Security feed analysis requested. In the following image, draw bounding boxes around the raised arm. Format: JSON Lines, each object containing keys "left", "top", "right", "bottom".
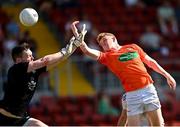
{"left": 143, "top": 55, "right": 176, "bottom": 90}
{"left": 71, "top": 21, "right": 101, "bottom": 60}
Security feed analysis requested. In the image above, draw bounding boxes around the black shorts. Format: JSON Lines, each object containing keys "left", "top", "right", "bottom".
{"left": 0, "top": 113, "right": 30, "bottom": 126}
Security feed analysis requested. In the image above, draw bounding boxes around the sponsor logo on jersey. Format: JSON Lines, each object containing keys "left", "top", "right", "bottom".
{"left": 118, "top": 52, "right": 138, "bottom": 62}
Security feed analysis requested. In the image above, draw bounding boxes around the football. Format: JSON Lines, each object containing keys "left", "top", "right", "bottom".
{"left": 19, "top": 8, "right": 38, "bottom": 26}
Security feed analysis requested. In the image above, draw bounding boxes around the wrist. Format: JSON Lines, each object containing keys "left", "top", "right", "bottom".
{"left": 60, "top": 48, "right": 66, "bottom": 55}
{"left": 80, "top": 44, "right": 85, "bottom": 48}
{"left": 74, "top": 39, "right": 82, "bottom": 47}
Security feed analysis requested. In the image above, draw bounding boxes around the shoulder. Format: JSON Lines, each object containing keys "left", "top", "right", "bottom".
{"left": 11, "top": 62, "right": 29, "bottom": 73}
{"left": 123, "top": 43, "right": 141, "bottom": 49}
{"left": 14, "top": 62, "right": 29, "bottom": 68}
{"left": 130, "top": 43, "right": 139, "bottom": 47}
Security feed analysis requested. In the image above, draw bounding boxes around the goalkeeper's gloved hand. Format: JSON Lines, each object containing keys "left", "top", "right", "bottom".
{"left": 73, "top": 24, "right": 87, "bottom": 47}
{"left": 60, "top": 36, "right": 74, "bottom": 56}
{"left": 60, "top": 24, "right": 87, "bottom": 60}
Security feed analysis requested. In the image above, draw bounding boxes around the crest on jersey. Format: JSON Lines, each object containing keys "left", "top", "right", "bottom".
{"left": 28, "top": 77, "right": 36, "bottom": 91}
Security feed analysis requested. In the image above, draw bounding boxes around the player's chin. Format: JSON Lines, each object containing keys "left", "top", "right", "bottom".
{"left": 103, "top": 47, "right": 109, "bottom": 51}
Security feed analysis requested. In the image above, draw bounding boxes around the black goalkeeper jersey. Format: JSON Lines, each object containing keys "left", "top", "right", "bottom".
{"left": 0, "top": 62, "right": 46, "bottom": 117}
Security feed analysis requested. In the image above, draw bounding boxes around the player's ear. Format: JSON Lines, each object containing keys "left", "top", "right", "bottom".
{"left": 16, "top": 57, "right": 22, "bottom": 63}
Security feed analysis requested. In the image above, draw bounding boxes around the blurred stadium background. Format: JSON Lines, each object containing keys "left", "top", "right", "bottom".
{"left": 0, "top": 0, "right": 179, "bottom": 126}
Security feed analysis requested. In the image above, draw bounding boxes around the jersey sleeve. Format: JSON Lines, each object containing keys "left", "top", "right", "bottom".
{"left": 133, "top": 44, "right": 147, "bottom": 60}
{"left": 98, "top": 52, "right": 108, "bottom": 65}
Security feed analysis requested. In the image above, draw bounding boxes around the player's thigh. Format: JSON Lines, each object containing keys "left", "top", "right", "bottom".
{"left": 117, "top": 109, "right": 127, "bottom": 126}
{"left": 127, "top": 114, "right": 141, "bottom": 126}
{"left": 144, "top": 113, "right": 153, "bottom": 126}
{"left": 23, "top": 118, "right": 48, "bottom": 127}
{"left": 146, "top": 108, "right": 164, "bottom": 126}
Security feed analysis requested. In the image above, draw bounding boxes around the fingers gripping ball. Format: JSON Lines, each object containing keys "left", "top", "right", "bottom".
{"left": 19, "top": 8, "right": 39, "bottom": 26}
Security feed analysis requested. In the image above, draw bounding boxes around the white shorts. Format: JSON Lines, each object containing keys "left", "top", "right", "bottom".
{"left": 126, "top": 84, "right": 161, "bottom": 116}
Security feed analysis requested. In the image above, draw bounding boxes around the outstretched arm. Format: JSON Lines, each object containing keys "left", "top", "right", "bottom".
{"left": 71, "top": 21, "right": 101, "bottom": 60}
{"left": 143, "top": 55, "right": 176, "bottom": 90}
{"left": 80, "top": 41, "right": 101, "bottom": 60}
{"left": 27, "top": 36, "right": 77, "bottom": 72}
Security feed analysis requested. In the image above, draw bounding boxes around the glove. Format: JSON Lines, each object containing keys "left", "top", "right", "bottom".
{"left": 73, "top": 24, "right": 87, "bottom": 47}
{"left": 60, "top": 24, "right": 87, "bottom": 60}
{"left": 60, "top": 36, "right": 75, "bottom": 56}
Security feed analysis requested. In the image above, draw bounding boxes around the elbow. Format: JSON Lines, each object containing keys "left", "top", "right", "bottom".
{"left": 151, "top": 58, "right": 157, "bottom": 64}
{"left": 41, "top": 57, "right": 50, "bottom": 66}
{"left": 144, "top": 55, "right": 158, "bottom": 69}
{"left": 148, "top": 59, "right": 158, "bottom": 69}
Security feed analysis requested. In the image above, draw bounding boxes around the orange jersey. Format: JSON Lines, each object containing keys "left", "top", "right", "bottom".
{"left": 98, "top": 44, "right": 153, "bottom": 92}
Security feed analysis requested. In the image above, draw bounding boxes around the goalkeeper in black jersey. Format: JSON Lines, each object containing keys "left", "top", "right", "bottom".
{"left": 0, "top": 25, "right": 87, "bottom": 126}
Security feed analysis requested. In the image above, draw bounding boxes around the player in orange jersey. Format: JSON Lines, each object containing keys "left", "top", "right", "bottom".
{"left": 71, "top": 21, "right": 176, "bottom": 126}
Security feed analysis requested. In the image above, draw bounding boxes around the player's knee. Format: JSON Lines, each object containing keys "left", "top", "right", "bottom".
{"left": 24, "top": 118, "right": 48, "bottom": 127}
{"left": 35, "top": 120, "right": 48, "bottom": 126}
{"left": 151, "top": 118, "right": 164, "bottom": 126}
{"left": 160, "top": 117, "right": 165, "bottom": 127}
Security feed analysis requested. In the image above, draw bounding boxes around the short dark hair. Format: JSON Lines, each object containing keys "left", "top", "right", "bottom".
{"left": 11, "top": 43, "right": 30, "bottom": 62}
